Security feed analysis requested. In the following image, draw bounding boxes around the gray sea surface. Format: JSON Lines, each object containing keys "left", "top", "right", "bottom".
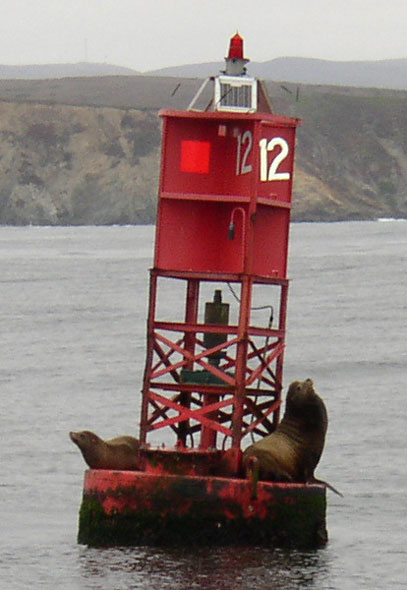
{"left": 0, "top": 221, "right": 406, "bottom": 589}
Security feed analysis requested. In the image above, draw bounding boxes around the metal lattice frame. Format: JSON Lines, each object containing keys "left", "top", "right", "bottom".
{"left": 140, "top": 270, "right": 289, "bottom": 452}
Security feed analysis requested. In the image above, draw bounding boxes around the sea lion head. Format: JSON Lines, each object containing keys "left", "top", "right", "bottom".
{"left": 286, "top": 378, "right": 314, "bottom": 410}
{"left": 69, "top": 430, "right": 105, "bottom": 468}
{"left": 69, "top": 430, "right": 101, "bottom": 449}
{"left": 284, "top": 378, "right": 327, "bottom": 434}
{"left": 69, "top": 430, "right": 141, "bottom": 470}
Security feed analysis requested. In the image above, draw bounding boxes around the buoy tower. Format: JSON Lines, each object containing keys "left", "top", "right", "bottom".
{"left": 77, "top": 34, "right": 328, "bottom": 548}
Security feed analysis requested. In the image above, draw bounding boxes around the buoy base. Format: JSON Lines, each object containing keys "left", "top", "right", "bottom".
{"left": 78, "top": 469, "right": 327, "bottom": 548}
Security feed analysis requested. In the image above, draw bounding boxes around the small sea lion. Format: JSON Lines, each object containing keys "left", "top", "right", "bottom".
{"left": 243, "top": 379, "right": 337, "bottom": 490}
{"left": 69, "top": 430, "right": 141, "bottom": 470}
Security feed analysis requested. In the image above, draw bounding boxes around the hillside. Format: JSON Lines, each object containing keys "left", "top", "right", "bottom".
{"left": 147, "top": 57, "right": 407, "bottom": 91}
{"left": 4, "top": 57, "right": 407, "bottom": 90}
{"left": 0, "top": 103, "right": 159, "bottom": 225}
{"left": 290, "top": 92, "right": 407, "bottom": 220}
{"left": 0, "top": 75, "right": 406, "bottom": 224}
{"left": 0, "top": 62, "right": 139, "bottom": 79}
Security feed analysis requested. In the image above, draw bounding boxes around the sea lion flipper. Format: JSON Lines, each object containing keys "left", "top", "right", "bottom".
{"left": 323, "top": 481, "right": 343, "bottom": 497}
{"left": 310, "top": 477, "right": 343, "bottom": 497}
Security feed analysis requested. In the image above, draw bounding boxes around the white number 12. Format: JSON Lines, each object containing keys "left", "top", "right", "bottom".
{"left": 259, "top": 137, "right": 290, "bottom": 182}
{"left": 235, "top": 132, "right": 291, "bottom": 181}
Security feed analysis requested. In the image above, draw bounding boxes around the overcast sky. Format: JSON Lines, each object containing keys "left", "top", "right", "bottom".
{"left": 1, "top": 0, "right": 406, "bottom": 71}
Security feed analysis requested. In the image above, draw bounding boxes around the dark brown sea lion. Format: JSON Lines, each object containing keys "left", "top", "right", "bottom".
{"left": 69, "top": 430, "right": 141, "bottom": 470}
{"left": 243, "top": 379, "right": 333, "bottom": 487}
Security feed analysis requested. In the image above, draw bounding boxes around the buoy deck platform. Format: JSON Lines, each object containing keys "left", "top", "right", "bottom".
{"left": 77, "top": 448, "right": 327, "bottom": 548}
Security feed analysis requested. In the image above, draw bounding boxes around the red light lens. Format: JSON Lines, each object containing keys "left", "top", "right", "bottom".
{"left": 228, "top": 33, "right": 244, "bottom": 59}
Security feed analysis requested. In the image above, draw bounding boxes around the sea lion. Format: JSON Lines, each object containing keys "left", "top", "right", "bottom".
{"left": 69, "top": 430, "right": 141, "bottom": 470}
{"left": 243, "top": 379, "right": 329, "bottom": 486}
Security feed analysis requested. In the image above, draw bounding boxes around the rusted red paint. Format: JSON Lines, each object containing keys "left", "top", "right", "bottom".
{"left": 79, "top": 467, "right": 327, "bottom": 547}
{"left": 83, "top": 468, "right": 325, "bottom": 521}
{"left": 141, "top": 447, "right": 224, "bottom": 477}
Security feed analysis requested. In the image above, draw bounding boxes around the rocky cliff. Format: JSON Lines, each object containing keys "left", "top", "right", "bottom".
{"left": 0, "top": 102, "right": 159, "bottom": 225}
{"left": 289, "top": 91, "right": 407, "bottom": 220}
{"left": 0, "top": 77, "right": 406, "bottom": 224}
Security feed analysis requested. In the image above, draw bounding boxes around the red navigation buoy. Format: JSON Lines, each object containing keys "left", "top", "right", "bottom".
{"left": 77, "top": 34, "right": 327, "bottom": 548}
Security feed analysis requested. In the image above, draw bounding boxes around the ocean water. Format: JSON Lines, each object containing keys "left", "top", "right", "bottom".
{"left": 0, "top": 221, "right": 406, "bottom": 589}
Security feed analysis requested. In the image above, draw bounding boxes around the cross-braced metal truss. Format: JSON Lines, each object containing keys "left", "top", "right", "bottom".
{"left": 140, "top": 272, "right": 289, "bottom": 450}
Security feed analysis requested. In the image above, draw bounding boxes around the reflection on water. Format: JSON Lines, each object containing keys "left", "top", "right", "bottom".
{"left": 79, "top": 545, "right": 329, "bottom": 590}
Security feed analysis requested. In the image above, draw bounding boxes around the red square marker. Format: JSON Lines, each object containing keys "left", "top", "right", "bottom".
{"left": 180, "top": 140, "right": 211, "bottom": 174}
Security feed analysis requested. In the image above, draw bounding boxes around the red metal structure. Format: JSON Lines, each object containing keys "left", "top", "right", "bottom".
{"left": 140, "top": 107, "right": 297, "bottom": 475}
{"left": 77, "top": 35, "right": 328, "bottom": 548}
